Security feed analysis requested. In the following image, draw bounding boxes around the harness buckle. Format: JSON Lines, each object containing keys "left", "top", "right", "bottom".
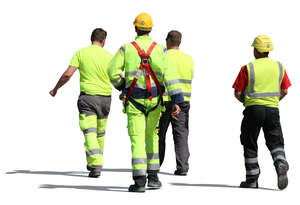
{"left": 141, "top": 56, "right": 149, "bottom": 65}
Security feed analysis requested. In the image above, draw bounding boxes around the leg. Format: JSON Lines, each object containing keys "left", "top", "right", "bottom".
{"left": 127, "top": 102, "right": 147, "bottom": 192}
{"left": 263, "top": 107, "right": 289, "bottom": 190}
{"left": 239, "top": 106, "right": 265, "bottom": 187}
{"left": 170, "top": 102, "right": 190, "bottom": 174}
{"left": 158, "top": 102, "right": 172, "bottom": 166}
{"left": 78, "top": 95, "right": 102, "bottom": 177}
{"left": 145, "top": 104, "right": 162, "bottom": 188}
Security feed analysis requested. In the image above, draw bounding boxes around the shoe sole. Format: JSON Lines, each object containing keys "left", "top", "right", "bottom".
{"left": 277, "top": 164, "right": 288, "bottom": 190}
{"left": 147, "top": 183, "right": 162, "bottom": 188}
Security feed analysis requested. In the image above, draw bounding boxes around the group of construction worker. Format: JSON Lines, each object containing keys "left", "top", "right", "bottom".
{"left": 49, "top": 12, "right": 291, "bottom": 192}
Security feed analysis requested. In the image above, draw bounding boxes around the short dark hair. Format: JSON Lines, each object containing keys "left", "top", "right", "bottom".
{"left": 91, "top": 28, "right": 107, "bottom": 43}
{"left": 166, "top": 30, "right": 182, "bottom": 46}
{"left": 135, "top": 27, "right": 151, "bottom": 36}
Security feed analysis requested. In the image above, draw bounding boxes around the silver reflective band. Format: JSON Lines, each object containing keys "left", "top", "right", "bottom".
{"left": 97, "top": 131, "right": 105, "bottom": 137}
{"left": 126, "top": 82, "right": 157, "bottom": 89}
{"left": 133, "top": 169, "right": 147, "bottom": 176}
{"left": 165, "top": 79, "right": 192, "bottom": 87}
{"left": 147, "top": 153, "right": 159, "bottom": 159}
{"left": 125, "top": 71, "right": 164, "bottom": 79}
{"left": 273, "top": 155, "right": 286, "bottom": 162}
{"left": 244, "top": 92, "right": 280, "bottom": 97}
{"left": 83, "top": 128, "right": 97, "bottom": 135}
{"left": 246, "top": 168, "right": 260, "bottom": 175}
{"left": 86, "top": 149, "right": 102, "bottom": 157}
{"left": 132, "top": 158, "right": 147, "bottom": 165}
{"left": 278, "top": 62, "right": 283, "bottom": 91}
{"left": 147, "top": 163, "right": 160, "bottom": 170}
{"left": 167, "top": 88, "right": 182, "bottom": 96}
{"left": 271, "top": 147, "right": 285, "bottom": 154}
{"left": 245, "top": 158, "right": 258, "bottom": 164}
{"left": 164, "top": 91, "right": 190, "bottom": 97}
{"left": 249, "top": 63, "right": 255, "bottom": 93}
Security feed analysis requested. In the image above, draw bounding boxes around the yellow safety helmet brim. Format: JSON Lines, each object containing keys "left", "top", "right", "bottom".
{"left": 133, "top": 12, "right": 153, "bottom": 31}
{"left": 252, "top": 35, "right": 273, "bottom": 53}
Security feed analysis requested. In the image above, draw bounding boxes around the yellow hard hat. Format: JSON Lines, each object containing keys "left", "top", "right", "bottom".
{"left": 252, "top": 35, "right": 273, "bottom": 53}
{"left": 133, "top": 12, "right": 153, "bottom": 31}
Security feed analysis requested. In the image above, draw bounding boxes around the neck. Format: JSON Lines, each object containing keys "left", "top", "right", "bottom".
{"left": 255, "top": 55, "right": 268, "bottom": 59}
{"left": 168, "top": 46, "right": 179, "bottom": 50}
{"left": 92, "top": 41, "right": 103, "bottom": 47}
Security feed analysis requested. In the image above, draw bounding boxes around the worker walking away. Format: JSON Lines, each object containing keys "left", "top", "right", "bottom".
{"left": 158, "top": 30, "right": 194, "bottom": 176}
{"left": 108, "top": 13, "right": 184, "bottom": 192}
{"left": 49, "top": 28, "right": 113, "bottom": 178}
{"left": 233, "top": 35, "right": 291, "bottom": 189}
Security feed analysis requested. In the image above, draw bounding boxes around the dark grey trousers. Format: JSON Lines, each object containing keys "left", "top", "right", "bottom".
{"left": 158, "top": 101, "right": 190, "bottom": 172}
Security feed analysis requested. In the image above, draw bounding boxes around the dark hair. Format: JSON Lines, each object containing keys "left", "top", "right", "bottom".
{"left": 91, "top": 28, "right": 107, "bottom": 43}
{"left": 135, "top": 27, "right": 151, "bottom": 36}
{"left": 166, "top": 30, "right": 182, "bottom": 46}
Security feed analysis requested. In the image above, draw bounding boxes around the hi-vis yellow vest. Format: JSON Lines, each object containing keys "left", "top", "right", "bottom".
{"left": 244, "top": 58, "right": 284, "bottom": 108}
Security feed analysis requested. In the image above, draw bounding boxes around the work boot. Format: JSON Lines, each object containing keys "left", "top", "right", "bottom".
{"left": 147, "top": 170, "right": 162, "bottom": 188}
{"left": 129, "top": 175, "right": 146, "bottom": 192}
{"left": 174, "top": 170, "right": 188, "bottom": 176}
{"left": 88, "top": 170, "right": 101, "bottom": 178}
{"left": 240, "top": 179, "right": 258, "bottom": 188}
{"left": 276, "top": 162, "right": 289, "bottom": 190}
{"left": 87, "top": 165, "right": 93, "bottom": 171}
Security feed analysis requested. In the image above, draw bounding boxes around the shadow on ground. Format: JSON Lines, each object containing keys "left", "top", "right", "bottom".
{"left": 170, "top": 182, "right": 278, "bottom": 191}
{"left": 40, "top": 184, "right": 128, "bottom": 192}
{"left": 5, "top": 168, "right": 132, "bottom": 178}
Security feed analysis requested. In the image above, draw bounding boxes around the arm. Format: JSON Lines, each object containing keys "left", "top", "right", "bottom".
{"left": 234, "top": 90, "right": 245, "bottom": 103}
{"left": 108, "top": 47, "right": 125, "bottom": 91}
{"left": 280, "top": 89, "right": 288, "bottom": 101}
{"left": 49, "top": 66, "right": 77, "bottom": 97}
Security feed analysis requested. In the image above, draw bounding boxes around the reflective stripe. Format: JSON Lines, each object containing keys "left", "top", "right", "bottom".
{"left": 245, "top": 62, "right": 283, "bottom": 98}
{"left": 126, "top": 82, "right": 157, "bottom": 89}
{"left": 245, "top": 158, "right": 258, "bottom": 164}
{"left": 147, "top": 153, "right": 159, "bottom": 159}
{"left": 83, "top": 128, "right": 97, "bottom": 135}
{"left": 147, "top": 163, "right": 160, "bottom": 170}
{"left": 271, "top": 147, "right": 285, "bottom": 154}
{"left": 246, "top": 168, "right": 260, "bottom": 175}
{"left": 132, "top": 158, "right": 147, "bottom": 165}
{"left": 278, "top": 62, "right": 283, "bottom": 91}
{"left": 245, "top": 92, "right": 280, "bottom": 97}
{"left": 86, "top": 149, "right": 102, "bottom": 157}
{"left": 133, "top": 169, "right": 146, "bottom": 176}
{"left": 125, "top": 71, "right": 164, "bottom": 79}
{"left": 120, "top": 46, "right": 125, "bottom": 53}
{"left": 249, "top": 62, "right": 255, "bottom": 93}
{"left": 165, "top": 79, "right": 192, "bottom": 87}
{"left": 273, "top": 155, "right": 286, "bottom": 162}
{"left": 97, "top": 131, "right": 105, "bottom": 137}
{"left": 167, "top": 88, "right": 182, "bottom": 96}
{"left": 164, "top": 91, "right": 190, "bottom": 97}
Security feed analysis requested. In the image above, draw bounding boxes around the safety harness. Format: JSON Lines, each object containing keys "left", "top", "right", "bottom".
{"left": 124, "top": 41, "right": 164, "bottom": 116}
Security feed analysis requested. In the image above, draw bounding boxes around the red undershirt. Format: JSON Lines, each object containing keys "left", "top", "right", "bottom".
{"left": 233, "top": 65, "right": 292, "bottom": 92}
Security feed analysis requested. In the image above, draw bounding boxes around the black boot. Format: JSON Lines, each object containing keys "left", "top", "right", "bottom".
{"left": 240, "top": 179, "right": 258, "bottom": 188}
{"left": 88, "top": 170, "right": 100, "bottom": 178}
{"left": 128, "top": 176, "right": 146, "bottom": 193}
{"left": 276, "top": 161, "right": 289, "bottom": 190}
{"left": 147, "top": 170, "right": 162, "bottom": 188}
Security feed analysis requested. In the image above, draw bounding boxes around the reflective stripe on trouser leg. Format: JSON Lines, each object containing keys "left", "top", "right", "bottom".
{"left": 270, "top": 147, "right": 287, "bottom": 163}
{"left": 97, "top": 118, "right": 107, "bottom": 158}
{"left": 145, "top": 104, "right": 161, "bottom": 171}
{"left": 79, "top": 114, "right": 103, "bottom": 167}
{"left": 244, "top": 148, "right": 260, "bottom": 180}
{"left": 127, "top": 108, "right": 147, "bottom": 177}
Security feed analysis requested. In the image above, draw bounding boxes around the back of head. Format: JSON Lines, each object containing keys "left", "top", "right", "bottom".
{"left": 166, "top": 30, "right": 182, "bottom": 47}
{"left": 91, "top": 28, "right": 107, "bottom": 43}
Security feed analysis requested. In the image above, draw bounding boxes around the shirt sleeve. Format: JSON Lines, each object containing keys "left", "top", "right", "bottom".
{"left": 281, "top": 70, "right": 291, "bottom": 89}
{"left": 69, "top": 51, "right": 80, "bottom": 68}
{"left": 232, "top": 65, "right": 248, "bottom": 92}
{"left": 108, "top": 47, "right": 125, "bottom": 90}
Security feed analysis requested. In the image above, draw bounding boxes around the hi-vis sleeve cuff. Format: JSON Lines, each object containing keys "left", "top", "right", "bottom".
{"left": 110, "top": 77, "right": 125, "bottom": 91}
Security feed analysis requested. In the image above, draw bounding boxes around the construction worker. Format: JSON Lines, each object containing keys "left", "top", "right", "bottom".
{"left": 49, "top": 28, "right": 113, "bottom": 178}
{"left": 233, "top": 35, "right": 291, "bottom": 189}
{"left": 158, "top": 30, "right": 194, "bottom": 176}
{"left": 108, "top": 12, "right": 184, "bottom": 192}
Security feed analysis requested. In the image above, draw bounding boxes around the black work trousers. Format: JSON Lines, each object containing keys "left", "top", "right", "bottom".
{"left": 158, "top": 101, "right": 190, "bottom": 172}
{"left": 240, "top": 105, "right": 288, "bottom": 181}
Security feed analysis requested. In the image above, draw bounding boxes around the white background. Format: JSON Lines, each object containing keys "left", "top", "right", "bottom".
{"left": 0, "top": 0, "right": 299, "bottom": 204}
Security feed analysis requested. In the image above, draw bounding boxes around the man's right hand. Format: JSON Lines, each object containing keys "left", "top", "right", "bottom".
{"left": 49, "top": 89, "right": 57, "bottom": 97}
{"left": 171, "top": 104, "right": 181, "bottom": 118}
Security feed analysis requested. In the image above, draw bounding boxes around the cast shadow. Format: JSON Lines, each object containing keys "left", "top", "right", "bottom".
{"left": 170, "top": 182, "right": 278, "bottom": 191}
{"left": 40, "top": 184, "right": 128, "bottom": 192}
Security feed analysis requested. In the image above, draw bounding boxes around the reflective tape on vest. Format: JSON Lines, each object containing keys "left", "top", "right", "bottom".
{"left": 244, "top": 62, "right": 283, "bottom": 97}
{"left": 165, "top": 79, "right": 192, "bottom": 87}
